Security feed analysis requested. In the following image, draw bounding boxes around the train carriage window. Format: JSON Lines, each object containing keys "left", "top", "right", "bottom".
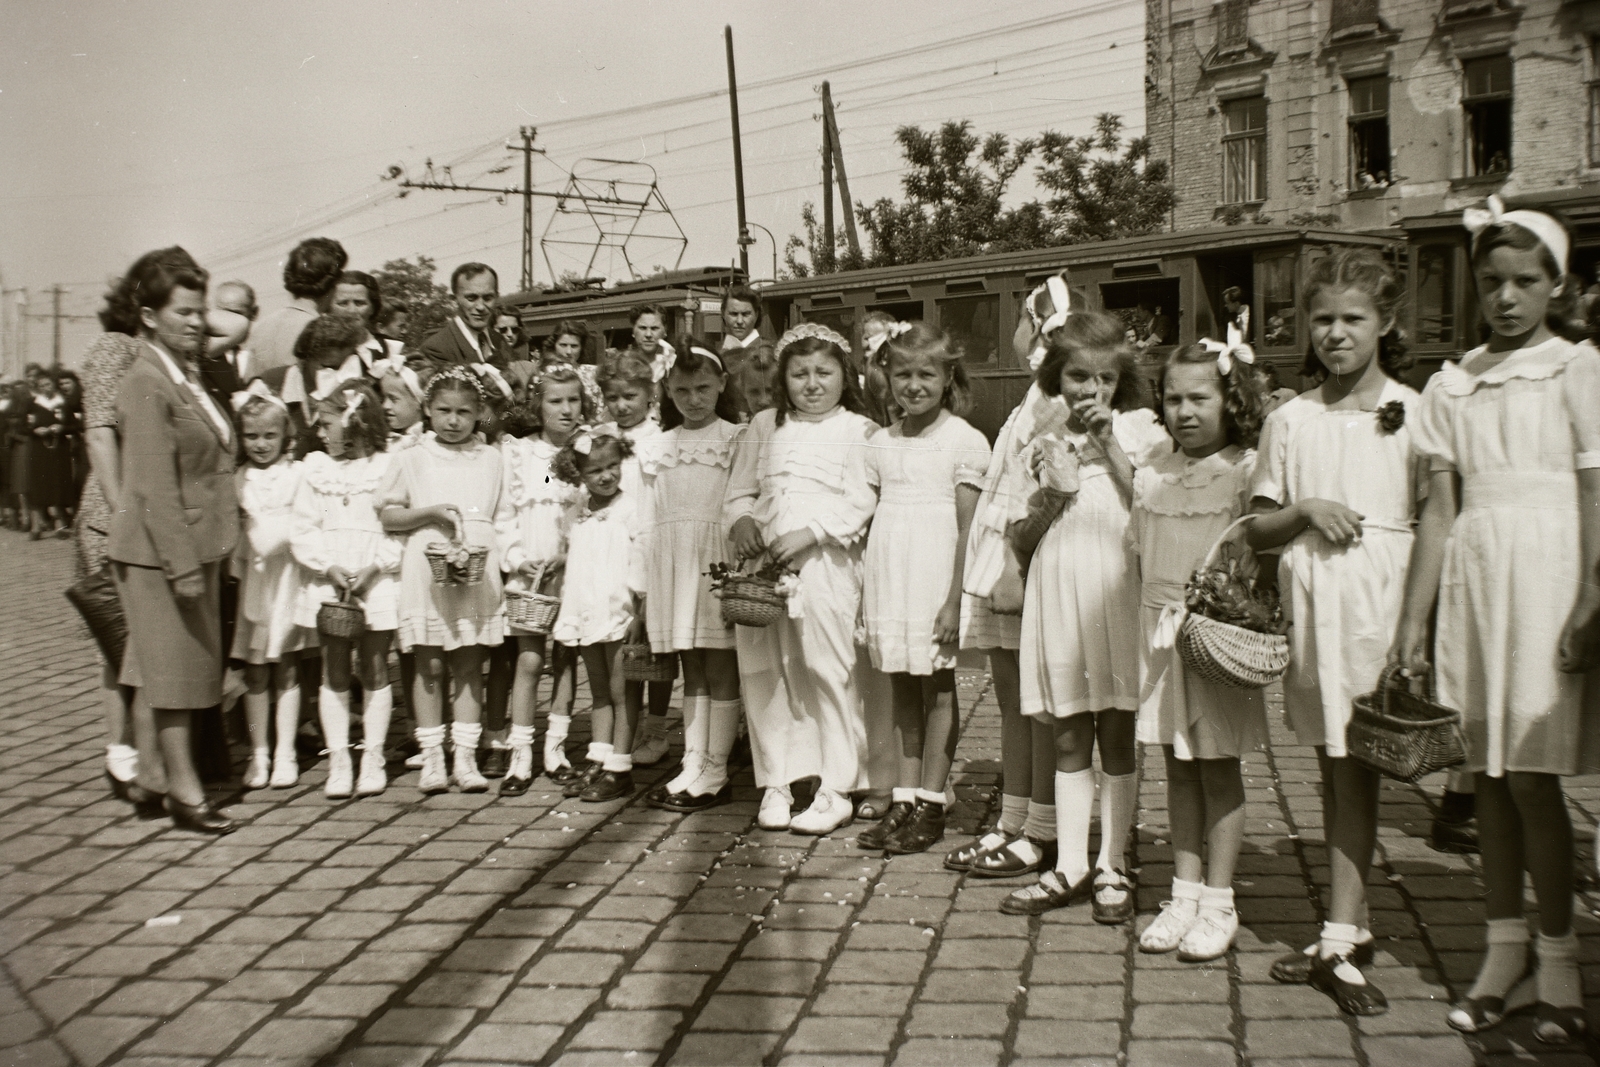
{"left": 799, "top": 307, "right": 857, "bottom": 352}
{"left": 937, "top": 294, "right": 1001, "bottom": 364}
{"left": 1257, "top": 250, "right": 1297, "bottom": 349}
{"left": 1414, "top": 244, "right": 1457, "bottom": 347}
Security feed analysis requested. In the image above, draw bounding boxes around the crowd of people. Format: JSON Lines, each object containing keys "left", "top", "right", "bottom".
{"left": 1, "top": 364, "right": 87, "bottom": 538}
{"left": 37, "top": 195, "right": 1600, "bottom": 1045}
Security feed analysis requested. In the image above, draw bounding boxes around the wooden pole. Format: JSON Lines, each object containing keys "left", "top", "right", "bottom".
{"left": 725, "top": 26, "right": 751, "bottom": 275}
{"left": 822, "top": 118, "right": 835, "bottom": 263}
{"left": 821, "top": 82, "right": 860, "bottom": 256}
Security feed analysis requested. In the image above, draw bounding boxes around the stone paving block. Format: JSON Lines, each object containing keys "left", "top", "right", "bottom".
{"left": 740, "top": 927, "right": 841, "bottom": 961}
{"left": 606, "top": 971, "right": 710, "bottom": 1010}
{"left": 905, "top": 1000, "right": 1013, "bottom": 1037}
{"left": 409, "top": 893, "right": 505, "bottom": 923}
{"left": 719, "top": 959, "right": 825, "bottom": 996}
{"left": 232, "top": 1017, "right": 359, "bottom": 1060}
{"left": 689, "top": 992, "right": 805, "bottom": 1032}
{"left": 64, "top": 945, "right": 179, "bottom": 979}
{"left": 669, "top": 1031, "right": 784, "bottom": 1066}
{"left": 1356, "top": 997, "right": 1457, "bottom": 1036}
{"left": 287, "top": 982, "right": 399, "bottom": 1018}
{"left": 932, "top": 936, "right": 1028, "bottom": 969}
{"left": 1, "top": 1038, "right": 72, "bottom": 1067}
{"left": 406, "top": 970, "right": 515, "bottom": 1008}
{"left": 1362, "top": 1035, "right": 1476, "bottom": 1067}
{"left": 784, "top": 1015, "right": 901, "bottom": 1054}
{"left": 1029, "top": 951, "right": 1126, "bottom": 986}
{"left": 92, "top": 978, "right": 209, "bottom": 1017}
{"left": 364, "top": 1005, "right": 478, "bottom": 1046}
{"left": 567, "top": 1008, "right": 683, "bottom": 1051}
{"left": 657, "top": 912, "right": 754, "bottom": 942}
{"left": 1013, "top": 1019, "right": 1122, "bottom": 1058}
{"left": 585, "top": 893, "right": 677, "bottom": 922}
{"left": 892, "top": 1038, "right": 1004, "bottom": 1067}
{"left": 476, "top": 907, "right": 574, "bottom": 939}
{"left": 439, "top": 937, "right": 544, "bottom": 974}
{"left": 254, "top": 938, "right": 361, "bottom": 970}
{"left": 448, "top": 1022, "right": 565, "bottom": 1063}
{"left": 919, "top": 969, "right": 1024, "bottom": 1002}
{"left": 28, "top": 976, "right": 111, "bottom": 1025}
{"left": 825, "top": 950, "right": 928, "bottom": 984}
{"left": 521, "top": 952, "right": 626, "bottom": 988}
{"left": 155, "top": 942, "right": 268, "bottom": 981}
{"left": 1026, "top": 983, "right": 1126, "bottom": 1021}
{"left": 487, "top": 986, "right": 601, "bottom": 1025}
{"left": 1245, "top": 1018, "right": 1356, "bottom": 1059}
{"left": 1130, "top": 1001, "right": 1234, "bottom": 1039}
{"left": 1126, "top": 1039, "right": 1239, "bottom": 1067}
{"left": 556, "top": 920, "right": 655, "bottom": 953}
{"left": 632, "top": 940, "right": 740, "bottom": 974}
{"left": 126, "top": 998, "right": 274, "bottom": 1056}
{"left": 1238, "top": 980, "right": 1345, "bottom": 1018}
{"left": 367, "top": 922, "right": 472, "bottom": 953}
{"left": 56, "top": 1013, "right": 153, "bottom": 1067}
{"left": 326, "top": 950, "right": 435, "bottom": 986}
{"left": 1130, "top": 965, "right": 1230, "bottom": 1003}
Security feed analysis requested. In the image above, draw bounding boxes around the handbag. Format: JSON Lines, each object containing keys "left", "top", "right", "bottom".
{"left": 1347, "top": 666, "right": 1467, "bottom": 783}
{"left": 64, "top": 565, "right": 128, "bottom": 672}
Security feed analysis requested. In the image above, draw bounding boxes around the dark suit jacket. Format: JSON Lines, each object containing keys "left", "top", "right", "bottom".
{"left": 198, "top": 352, "right": 245, "bottom": 413}
{"left": 408, "top": 319, "right": 509, "bottom": 378}
{"left": 108, "top": 347, "right": 239, "bottom": 578}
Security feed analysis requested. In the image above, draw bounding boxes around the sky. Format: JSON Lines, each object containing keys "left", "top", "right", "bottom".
{"left": 0, "top": 0, "right": 1144, "bottom": 372}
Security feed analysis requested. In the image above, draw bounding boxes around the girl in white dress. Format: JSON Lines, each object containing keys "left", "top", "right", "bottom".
{"left": 377, "top": 362, "right": 425, "bottom": 452}
{"left": 1248, "top": 250, "right": 1425, "bottom": 1016}
{"left": 856, "top": 323, "right": 990, "bottom": 855}
{"left": 1002, "top": 311, "right": 1167, "bottom": 920}
{"left": 948, "top": 275, "right": 1080, "bottom": 880}
{"left": 550, "top": 426, "right": 647, "bottom": 803}
{"left": 231, "top": 388, "right": 316, "bottom": 791}
{"left": 599, "top": 347, "right": 674, "bottom": 767}
{"left": 726, "top": 325, "right": 879, "bottom": 835}
{"left": 292, "top": 380, "right": 401, "bottom": 799}
{"left": 1131, "top": 338, "right": 1267, "bottom": 963}
{"left": 498, "top": 364, "right": 590, "bottom": 794}
{"left": 378, "top": 368, "right": 509, "bottom": 795}
{"left": 1393, "top": 202, "right": 1600, "bottom": 1044}
{"left": 645, "top": 343, "right": 745, "bottom": 811}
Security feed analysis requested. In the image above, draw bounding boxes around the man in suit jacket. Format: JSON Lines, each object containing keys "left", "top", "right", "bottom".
{"left": 407, "top": 262, "right": 510, "bottom": 377}
{"left": 200, "top": 280, "right": 259, "bottom": 408}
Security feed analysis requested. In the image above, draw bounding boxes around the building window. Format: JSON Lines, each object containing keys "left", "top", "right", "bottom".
{"left": 1348, "top": 76, "right": 1391, "bottom": 189}
{"left": 1223, "top": 97, "right": 1267, "bottom": 203}
{"left": 1463, "top": 55, "right": 1512, "bottom": 176}
{"left": 1590, "top": 40, "right": 1600, "bottom": 167}
{"left": 1218, "top": 0, "right": 1250, "bottom": 56}
{"left": 937, "top": 295, "right": 1001, "bottom": 364}
{"left": 1414, "top": 244, "right": 1457, "bottom": 346}
{"left": 1331, "top": 0, "right": 1382, "bottom": 38}
{"left": 1257, "top": 250, "right": 1297, "bottom": 348}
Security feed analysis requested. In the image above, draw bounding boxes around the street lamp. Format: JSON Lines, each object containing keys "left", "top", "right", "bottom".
{"left": 739, "top": 222, "right": 779, "bottom": 283}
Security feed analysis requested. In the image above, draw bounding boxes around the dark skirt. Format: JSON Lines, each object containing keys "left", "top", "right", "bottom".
{"left": 114, "top": 560, "right": 224, "bottom": 709}
{"left": 26, "top": 440, "right": 69, "bottom": 508}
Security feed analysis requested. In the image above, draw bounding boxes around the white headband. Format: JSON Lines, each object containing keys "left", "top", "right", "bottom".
{"left": 1197, "top": 322, "right": 1256, "bottom": 376}
{"left": 1464, "top": 194, "right": 1570, "bottom": 276}
{"left": 688, "top": 346, "right": 724, "bottom": 371}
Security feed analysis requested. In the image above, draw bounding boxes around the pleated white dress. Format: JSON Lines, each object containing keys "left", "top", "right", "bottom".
{"left": 1412, "top": 338, "right": 1600, "bottom": 776}
{"left": 1129, "top": 446, "right": 1266, "bottom": 759}
{"left": 1251, "top": 379, "right": 1425, "bottom": 756}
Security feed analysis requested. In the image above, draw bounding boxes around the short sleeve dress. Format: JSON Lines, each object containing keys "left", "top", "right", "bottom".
{"left": 644, "top": 419, "right": 742, "bottom": 653}
{"left": 291, "top": 450, "right": 403, "bottom": 632}
{"left": 378, "top": 434, "right": 507, "bottom": 651}
{"left": 74, "top": 333, "right": 144, "bottom": 578}
{"left": 1411, "top": 337, "right": 1600, "bottom": 776}
{"left": 1251, "top": 379, "right": 1425, "bottom": 755}
{"left": 552, "top": 492, "right": 646, "bottom": 647}
{"left": 497, "top": 434, "right": 581, "bottom": 635}
{"left": 232, "top": 459, "right": 317, "bottom": 663}
{"left": 863, "top": 412, "right": 991, "bottom": 675}
{"left": 1129, "top": 445, "right": 1266, "bottom": 759}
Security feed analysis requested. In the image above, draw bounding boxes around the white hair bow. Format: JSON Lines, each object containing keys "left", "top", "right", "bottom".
{"left": 339, "top": 391, "right": 367, "bottom": 426}
{"left": 864, "top": 321, "right": 914, "bottom": 360}
{"left": 374, "top": 358, "right": 423, "bottom": 402}
{"left": 649, "top": 340, "right": 678, "bottom": 383}
{"left": 1198, "top": 323, "right": 1256, "bottom": 375}
{"left": 310, "top": 361, "right": 362, "bottom": 401}
{"left": 471, "top": 362, "right": 513, "bottom": 399}
{"left": 571, "top": 421, "right": 620, "bottom": 456}
{"left": 1463, "top": 194, "right": 1570, "bottom": 275}
{"left": 1025, "top": 274, "right": 1074, "bottom": 370}
{"left": 231, "top": 378, "right": 288, "bottom": 414}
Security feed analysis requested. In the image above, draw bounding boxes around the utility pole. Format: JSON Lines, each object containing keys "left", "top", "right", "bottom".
{"left": 822, "top": 116, "right": 834, "bottom": 258}
{"left": 50, "top": 285, "right": 63, "bottom": 369}
{"left": 515, "top": 127, "right": 536, "bottom": 293}
{"left": 820, "top": 82, "right": 860, "bottom": 257}
{"left": 725, "top": 26, "right": 751, "bottom": 276}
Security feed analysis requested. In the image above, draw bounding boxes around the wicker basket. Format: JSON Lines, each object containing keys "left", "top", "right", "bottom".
{"left": 317, "top": 589, "right": 366, "bottom": 640}
{"left": 720, "top": 574, "right": 787, "bottom": 628}
{"left": 424, "top": 541, "right": 490, "bottom": 586}
{"left": 1347, "top": 666, "right": 1466, "bottom": 783}
{"left": 1176, "top": 517, "right": 1289, "bottom": 690}
{"left": 506, "top": 563, "right": 561, "bottom": 634}
{"left": 621, "top": 643, "right": 678, "bottom": 682}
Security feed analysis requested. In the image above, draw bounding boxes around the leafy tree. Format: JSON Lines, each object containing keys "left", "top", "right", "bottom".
{"left": 1035, "top": 113, "right": 1175, "bottom": 243}
{"left": 783, "top": 202, "right": 866, "bottom": 278}
{"left": 373, "top": 255, "right": 453, "bottom": 350}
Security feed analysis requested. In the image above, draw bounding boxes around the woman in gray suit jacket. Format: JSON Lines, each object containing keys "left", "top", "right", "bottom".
{"left": 108, "top": 247, "right": 241, "bottom": 834}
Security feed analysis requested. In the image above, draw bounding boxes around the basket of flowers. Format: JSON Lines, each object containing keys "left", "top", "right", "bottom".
{"left": 1176, "top": 518, "right": 1290, "bottom": 689}
{"left": 425, "top": 539, "right": 490, "bottom": 586}
{"left": 708, "top": 559, "right": 793, "bottom": 628}
{"left": 505, "top": 561, "right": 561, "bottom": 634}
{"left": 621, "top": 643, "right": 679, "bottom": 682}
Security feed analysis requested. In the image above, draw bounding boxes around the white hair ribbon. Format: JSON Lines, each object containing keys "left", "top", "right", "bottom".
{"left": 570, "top": 421, "right": 620, "bottom": 456}
{"left": 471, "top": 362, "right": 513, "bottom": 399}
{"left": 863, "top": 322, "right": 913, "bottom": 362}
{"left": 1463, "top": 194, "right": 1570, "bottom": 276}
{"left": 311, "top": 361, "right": 362, "bottom": 401}
{"left": 339, "top": 391, "right": 366, "bottom": 426}
{"left": 688, "top": 346, "right": 724, "bottom": 370}
{"left": 649, "top": 340, "right": 678, "bottom": 383}
{"left": 381, "top": 361, "right": 424, "bottom": 402}
{"left": 1197, "top": 322, "right": 1256, "bottom": 375}
{"left": 1025, "top": 274, "right": 1074, "bottom": 371}
{"left": 231, "top": 378, "right": 288, "bottom": 414}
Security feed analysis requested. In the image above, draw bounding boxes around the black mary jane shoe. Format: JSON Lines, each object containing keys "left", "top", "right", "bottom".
{"left": 105, "top": 770, "right": 135, "bottom": 803}
{"left": 884, "top": 802, "right": 946, "bottom": 856}
{"left": 562, "top": 762, "right": 602, "bottom": 798}
{"left": 499, "top": 773, "right": 532, "bottom": 798}
{"left": 659, "top": 784, "right": 733, "bottom": 813}
{"left": 1308, "top": 952, "right": 1388, "bottom": 1016}
{"left": 546, "top": 762, "right": 582, "bottom": 786}
{"left": 481, "top": 748, "right": 509, "bottom": 780}
{"left": 1534, "top": 1002, "right": 1589, "bottom": 1047}
{"left": 945, "top": 829, "right": 1017, "bottom": 873}
{"left": 1270, "top": 940, "right": 1374, "bottom": 984}
{"left": 999, "top": 868, "right": 1095, "bottom": 916}
{"left": 166, "top": 796, "right": 237, "bottom": 836}
{"left": 127, "top": 783, "right": 168, "bottom": 821}
{"left": 1447, "top": 970, "right": 1537, "bottom": 1034}
{"left": 855, "top": 801, "right": 914, "bottom": 851}
{"left": 969, "top": 835, "right": 1057, "bottom": 879}
{"left": 1090, "top": 868, "right": 1136, "bottom": 925}
{"left": 579, "top": 770, "right": 634, "bottom": 803}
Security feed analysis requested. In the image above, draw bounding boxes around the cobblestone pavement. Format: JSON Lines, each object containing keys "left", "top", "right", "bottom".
{"left": 4, "top": 533, "right": 1600, "bottom": 1067}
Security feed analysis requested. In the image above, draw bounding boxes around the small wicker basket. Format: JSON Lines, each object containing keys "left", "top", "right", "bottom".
{"left": 1176, "top": 517, "right": 1289, "bottom": 690}
{"left": 506, "top": 562, "right": 561, "bottom": 634}
{"left": 621, "top": 643, "right": 678, "bottom": 682}
{"left": 1347, "top": 666, "right": 1466, "bottom": 783}
{"left": 317, "top": 588, "right": 366, "bottom": 639}
{"left": 720, "top": 574, "right": 787, "bottom": 628}
{"left": 425, "top": 541, "right": 490, "bottom": 586}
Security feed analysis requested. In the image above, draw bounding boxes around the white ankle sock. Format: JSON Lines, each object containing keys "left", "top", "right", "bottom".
{"left": 275, "top": 687, "right": 301, "bottom": 761}
{"left": 1469, "top": 917, "right": 1529, "bottom": 1001}
{"left": 602, "top": 752, "right": 634, "bottom": 773}
{"left": 1095, "top": 770, "right": 1137, "bottom": 873}
{"left": 915, "top": 788, "right": 946, "bottom": 806}
{"left": 1319, "top": 921, "right": 1366, "bottom": 985}
{"left": 544, "top": 713, "right": 572, "bottom": 769}
{"left": 508, "top": 724, "right": 535, "bottom": 748}
{"left": 587, "top": 742, "right": 613, "bottom": 764}
{"left": 451, "top": 721, "right": 482, "bottom": 751}
{"left": 106, "top": 743, "right": 138, "bottom": 782}
{"left": 1054, "top": 768, "right": 1095, "bottom": 885}
{"left": 1538, "top": 930, "right": 1582, "bottom": 1010}
{"left": 414, "top": 724, "right": 446, "bottom": 750}
{"left": 892, "top": 787, "right": 917, "bottom": 805}
{"left": 1199, "top": 885, "right": 1235, "bottom": 914}
{"left": 998, "top": 794, "right": 1028, "bottom": 836}
{"left": 1023, "top": 799, "right": 1056, "bottom": 842}
{"left": 694, "top": 698, "right": 740, "bottom": 791}
{"left": 319, "top": 687, "right": 350, "bottom": 751}
{"left": 362, "top": 686, "right": 392, "bottom": 757}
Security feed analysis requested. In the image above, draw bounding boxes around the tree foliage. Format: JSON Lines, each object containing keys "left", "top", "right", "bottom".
{"left": 783, "top": 113, "right": 1175, "bottom": 277}
{"left": 374, "top": 255, "right": 453, "bottom": 349}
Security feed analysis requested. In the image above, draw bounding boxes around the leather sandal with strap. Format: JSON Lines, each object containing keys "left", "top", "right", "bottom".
{"left": 1534, "top": 1002, "right": 1589, "bottom": 1047}
{"left": 1309, "top": 952, "right": 1388, "bottom": 1016}
{"left": 1447, "top": 969, "right": 1537, "bottom": 1034}
{"left": 945, "top": 829, "right": 1015, "bottom": 872}
{"left": 1270, "top": 939, "right": 1374, "bottom": 984}
{"left": 969, "top": 836, "right": 1057, "bottom": 879}
{"left": 999, "top": 868, "right": 1095, "bottom": 916}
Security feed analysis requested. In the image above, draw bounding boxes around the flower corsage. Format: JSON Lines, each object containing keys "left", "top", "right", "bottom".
{"left": 1376, "top": 401, "right": 1406, "bottom": 435}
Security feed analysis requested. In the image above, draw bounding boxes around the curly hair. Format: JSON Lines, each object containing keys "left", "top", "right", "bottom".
{"left": 879, "top": 321, "right": 972, "bottom": 419}
{"left": 312, "top": 379, "right": 388, "bottom": 455}
{"left": 771, "top": 335, "right": 868, "bottom": 427}
{"left": 282, "top": 238, "right": 347, "bottom": 300}
{"left": 1156, "top": 345, "right": 1265, "bottom": 450}
{"left": 1300, "top": 248, "right": 1412, "bottom": 382}
{"left": 293, "top": 312, "right": 367, "bottom": 364}
{"left": 100, "top": 247, "right": 208, "bottom": 334}
{"left": 596, "top": 348, "right": 655, "bottom": 391}
{"left": 1033, "top": 310, "right": 1144, "bottom": 412}
{"left": 551, "top": 432, "right": 635, "bottom": 486}
{"left": 1469, "top": 212, "right": 1584, "bottom": 340}
{"left": 527, "top": 363, "right": 598, "bottom": 433}
{"left": 660, "top": 336, "right": 740, "bottom": 430}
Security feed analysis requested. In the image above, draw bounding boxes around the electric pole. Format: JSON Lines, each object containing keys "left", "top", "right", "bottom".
{"left": 821, "top": 83, "right": 860, "bottom": 258}
{"left": 50, "top": 285, "right": 63, "bottom": 369}
{"left": 725, "top": 26, "right": 751, "bottom": 276}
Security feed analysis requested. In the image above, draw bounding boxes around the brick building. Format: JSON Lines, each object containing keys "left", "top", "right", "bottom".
{"left": 1145, "top": 0, "right": 1600, "bottom": 362}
